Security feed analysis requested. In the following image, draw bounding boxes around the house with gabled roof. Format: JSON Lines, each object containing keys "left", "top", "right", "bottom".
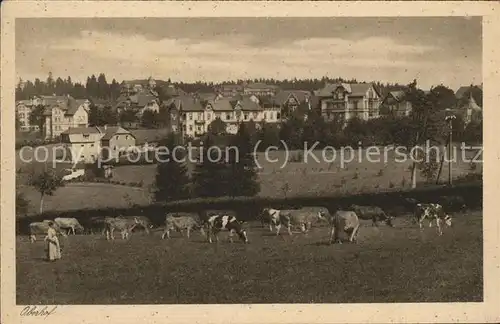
{"left": 164, "top": 94, "right": 280, "bottom": 138}
{"left": 272, "top": 90, "right": 313, "bottom": 119}
{"left": 316, "top": 82, "right": 382, "bottom": 122}
{"left": 379, "top": 90, "right": 413, "bottom": 117}
{"left": 41, "top": 95, "right": 90, "bottom": 139}
{"left": 60, "top": 125, "right": 136, "bottom": 163}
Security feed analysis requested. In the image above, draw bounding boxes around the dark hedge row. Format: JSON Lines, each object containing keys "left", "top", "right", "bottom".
{"left": 16, "top": 181, "right": 482, "bottom": 235}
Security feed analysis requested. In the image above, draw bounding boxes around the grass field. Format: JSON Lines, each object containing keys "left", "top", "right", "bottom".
{"left": 17, "top": 210, "right": 482, "bottom": 304}
{"left": 17, "top": 183, "right": 151, "bottom": 215}
{"left": 16, "top": 147, "right": 482, "bottom": 214}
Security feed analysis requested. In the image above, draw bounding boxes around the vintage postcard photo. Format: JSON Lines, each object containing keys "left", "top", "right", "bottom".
{"left": 1, "top": 1, "right": 499, "bottom": 323}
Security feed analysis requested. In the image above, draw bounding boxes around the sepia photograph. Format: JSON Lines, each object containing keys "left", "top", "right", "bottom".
{"left": 1, "top": 1, "right": 499, "bottom": 323}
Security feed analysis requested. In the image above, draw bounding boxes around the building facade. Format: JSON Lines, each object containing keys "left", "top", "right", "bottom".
{"left": 41, "top": 96, "right": 90, "bottom": 138}
{"left": 164, "top": 95, "right": 281, "bottom": 138}
{"left": 380, "top": 90, "right": 412, "bottom": 117}
{"left": 243, "top": 83, "right": 281, "bottom": 97}
{"left": 60, "top": 126, "right": 136, "bottom": 163}
{"left": 316, "top": 82, "right": 381, "bottom": 122}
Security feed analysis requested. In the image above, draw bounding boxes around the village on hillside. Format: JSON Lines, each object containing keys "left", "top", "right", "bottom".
{"left": 15, "top": 75, "right": 483, "bottom": 165}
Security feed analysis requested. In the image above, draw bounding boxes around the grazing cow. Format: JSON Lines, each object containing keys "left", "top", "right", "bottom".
{"left": 278, "top": 209, "right": 327, "bottom": 235}
{"left": 104, "top": 217, "right": 140, "bottom": 240}
{"left": 162, "top": 212, "right": 204, "bottom": 239}
{"left": 413, "top": 203, "right": 452, "bottom": 236}
{"left": 349, "top": 205, "right": 394, "bottom": 227}
{"left": 54, "top": 217, "right": 84, "bottom": 235}
{"left": 438, "top": 195, "right": 467, "bottom": 212}
{"left": 260, "top": 208, "right": 281, "bottom": 233}
{"left": 199, "top": 210, "right": 237, "bottom": 225}
{"left": 328, "top": 211, "right": 361, "bottom": 244}
{"left": 130, "top": 216, "right": 153, "bottom": 234}
{"left": 206, "top": 214, "right": 248, "bottom": 243}
{"left": 29, "top": 221, "right": 67, "bottom": 243}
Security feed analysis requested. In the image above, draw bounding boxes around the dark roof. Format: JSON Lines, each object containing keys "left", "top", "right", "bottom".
{"left": 316, "top": 82, "right": 378, "bottom": 97}
{"left": 99, "top": 126, "right": 133, "bottom": 140}
{"left": 273, "top": 90, "right": 311, "bottom": 106}
{"left": 130, "top": 128, "right": 170, "bottom": 145}
{"left": 165, "top": 96, "right": 204, "bottom": 112}
{"left": 61, "top": 127, "right": 101, "bottom": 135}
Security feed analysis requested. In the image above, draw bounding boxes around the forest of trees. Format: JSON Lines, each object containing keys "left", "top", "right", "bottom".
{"left": 16, "top": 72, "right": 446, "bottom": 103}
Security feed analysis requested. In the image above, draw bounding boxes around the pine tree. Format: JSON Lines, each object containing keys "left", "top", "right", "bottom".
{"left": 154, "top": 134, "right": 190, "bottom": 202}
{"left": 228, "top": 123, "right": 260, "bottom": 197}
{"left": 192, "top": 134, "right": 232, "bottom": 198}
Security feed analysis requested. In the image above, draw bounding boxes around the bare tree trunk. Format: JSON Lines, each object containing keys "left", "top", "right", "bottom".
{"left": 411, "top": 162, "right": 417, "bottom": 189}
{"left": 39, "top": 194, "right": 44, "bottom": 214}
{"left": 435, "top": 143, "right": 446, "bottom": 185}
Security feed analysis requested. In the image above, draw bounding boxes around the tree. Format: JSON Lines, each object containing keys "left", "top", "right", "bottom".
{"left": 154, "top": 134, "right": 190, "bottom": 202}
{"left": 28, "top": 167, "right": 64, "bottom": 214}
{"left": 16, "top": 191, "right": 30, "bottom": 216}
{"left": 227, "top": 123, "right": 260, "bottom": 197}
{"left": 29, "top": 105, "right": 46, "bottom": 132}
{"left": 97, "top": 73, "right": 109, "bottom": 99}
{"left": 258, "top": 121, "right": 280, "bottom": 150}
{"left": 120, "top": 109, "right": 139, "bottom": 124}
{"left": 208, "top": 117, "right": 227, "bottom": 136}
{"left": 101, "top": 106, "right": 118, "bottom": 126}
{"left": 141, "top": 110, "right": 160, "bottom": 128}
{"left": 191, "top": 134, "right": 232, "bottom": 198}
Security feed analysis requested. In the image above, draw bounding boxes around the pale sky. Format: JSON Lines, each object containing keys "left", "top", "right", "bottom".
{"left": 16, "top": 17, "right": 482, "bottom": 90}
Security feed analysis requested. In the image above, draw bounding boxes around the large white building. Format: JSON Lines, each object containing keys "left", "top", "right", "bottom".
{"left": 164, "top": 94, "right": 281, "bottom": 138}
{"left": 42, "top": 95, "right": 91, "bottom": 138}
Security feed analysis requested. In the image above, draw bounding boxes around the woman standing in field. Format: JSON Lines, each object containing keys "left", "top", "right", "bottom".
{"left": 44, "top": 222, "right": 61, "bottom": 261}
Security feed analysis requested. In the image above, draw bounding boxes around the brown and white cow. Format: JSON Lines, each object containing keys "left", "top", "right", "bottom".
{"left": 260, "top": 208, "right": 281, "bottom": 233}
{"left": 328, "top": 211, "right": 361, "bottom": 244}
{"left": 349, "top": 204, "right": 394, "bottom": 227}
{"left": 104, "top": 217, "right": 141, "bottom": 240}
{"left": 278, "top": 208, "right": 327, "bottom": 235}
{"left": 54, "top": 217, "right": 85, "bottom": 235}
{"left": 206, "top": 214, "right": 248, "bottom": 244}
{"left": 162, "top": 212, "right": 204, "bottom": 239}
{"left": 29, "top": 221, "right": 67, "bottom": 243}
{"left": 413, "top": 203, "right": 452, "bottom": 236}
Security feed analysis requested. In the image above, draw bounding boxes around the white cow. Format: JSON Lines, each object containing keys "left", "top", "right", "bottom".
{"left": 54, "top": 217, "right": 84, "bottom": 235}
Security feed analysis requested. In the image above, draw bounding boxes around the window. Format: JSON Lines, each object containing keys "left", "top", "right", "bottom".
{"left": 352, "top": 100, "right": 359, "bottom": 109}
{"left": 116, "top": 135, "right": 120, "bottom": 140}
{"left": 244, "top": 113, "right": 249, "bottom": 120}
{"left": 81, "top": 144, "right": 84, "bottom": 147}
{"left": 188, "top": 113, "right": 193, "bottom": 120}
{"left": 189, "top": 125, "right": 193, "bottom": 131}
{"left": 83, "top": 134, "right": 89, "bottom": 139}
{"left": 207, "top": 113, "right": 211, "bottom": 120}
{"left": 225, "top": 113, "right": 231, "bottom": 121}
{"left": 126, "top": 135, "right": 129, "bottom": 140}
{"left": 277, "top": 112, "right": 281, "bottom": 120}
{"left": 114, "top": 146, "right": 117, "bottom": 151}
{"left": 91, "top": 144, "right": 94, "bottom": 147}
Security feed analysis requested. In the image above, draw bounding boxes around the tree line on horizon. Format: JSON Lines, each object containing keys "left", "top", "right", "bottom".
{"left": 16, "top": 71, "right": 443, "bottom": 102}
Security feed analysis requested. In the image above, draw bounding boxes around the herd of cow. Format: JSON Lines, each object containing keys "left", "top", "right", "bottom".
{"left": 28, "top": 196, "right": 463, "bottom": 245}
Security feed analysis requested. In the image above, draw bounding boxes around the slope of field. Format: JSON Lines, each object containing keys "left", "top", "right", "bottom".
{"left": 17, "top": 183, "right": 151, "bottom": 215}
{"left": 17, "top": 211, "right": 482, "bottom": 304}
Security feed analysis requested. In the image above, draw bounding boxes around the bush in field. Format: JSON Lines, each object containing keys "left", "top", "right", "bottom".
{"left": 192, "top": 134, "right": 233, "bottom": 198}
{"left": 227, "top": 123, "right": 260, "bottom": 197}
{"left": 154, "top": 134, "right": 190, "bottom": 202}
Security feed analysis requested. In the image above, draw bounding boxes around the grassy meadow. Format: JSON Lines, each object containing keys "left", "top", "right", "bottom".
{"left": 16, "top": 146, "right": 482, "bottom": 214}
{"left": 17, "top": 210, "right": 482, "bottom": 304}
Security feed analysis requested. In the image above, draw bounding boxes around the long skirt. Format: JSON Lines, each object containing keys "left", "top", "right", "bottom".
{"left": 46, "top": 239, "right": 61, "bottom": 261}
